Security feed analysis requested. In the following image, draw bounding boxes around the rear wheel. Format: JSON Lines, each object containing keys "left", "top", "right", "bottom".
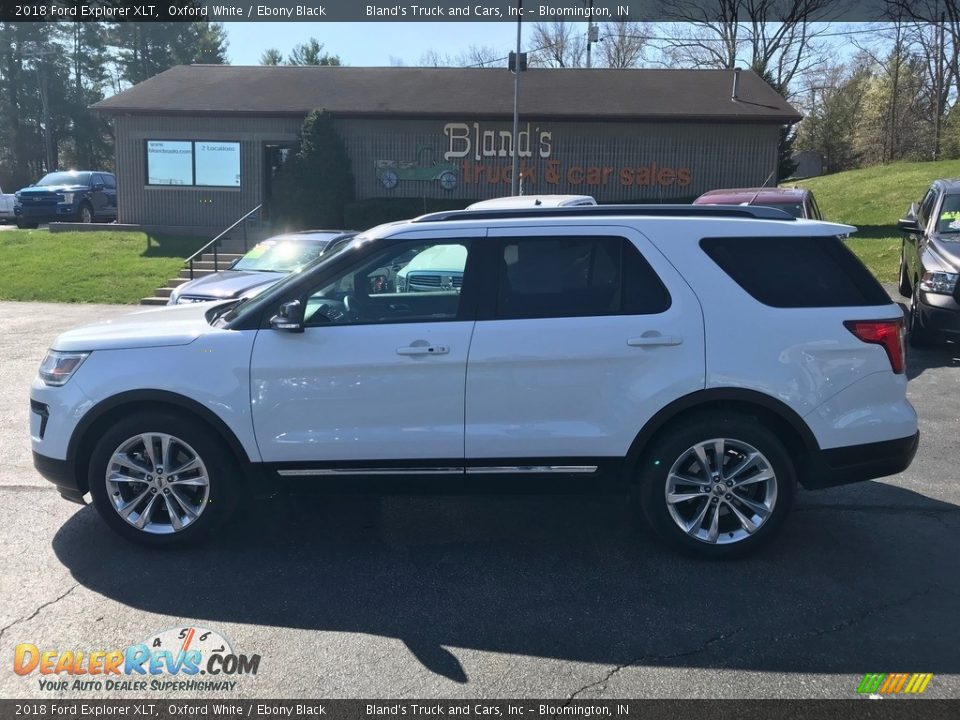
{"left": 88, "top": 412, "right": 239, "bottom": 548}
{"left": 635, "top": 412, "right": 795, "bottom": 559}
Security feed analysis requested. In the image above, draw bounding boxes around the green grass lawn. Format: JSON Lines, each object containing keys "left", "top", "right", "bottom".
{"left": 0, "top": 229, "right": 201, "bottom": 304}
{"left": 794, "top": 159, "right": 960, "bottom": 283}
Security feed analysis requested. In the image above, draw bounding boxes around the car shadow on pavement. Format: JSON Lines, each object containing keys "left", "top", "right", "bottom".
{"left": 53, "top": 484, "right": 959, "bottom": 682}
{"left": 907, "top": 340, "right": 960, "bottom": 380}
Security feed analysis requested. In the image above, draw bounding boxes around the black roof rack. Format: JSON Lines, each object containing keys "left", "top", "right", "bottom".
{"left": 413, "top": 204, "right": 797, "bottom": 223}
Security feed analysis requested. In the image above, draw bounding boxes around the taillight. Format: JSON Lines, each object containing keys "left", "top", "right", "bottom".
{"left": 844, "top": 318, "right": 905, "bottom": 374}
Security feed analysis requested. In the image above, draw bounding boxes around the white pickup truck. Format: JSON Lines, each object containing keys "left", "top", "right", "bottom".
{"left": 0, "top": 184, "right": 15, "bottom": 222}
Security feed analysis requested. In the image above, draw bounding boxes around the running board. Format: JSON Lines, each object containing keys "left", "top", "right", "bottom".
{"left": 276, "top": 465, "right": 599, "bottom": 478}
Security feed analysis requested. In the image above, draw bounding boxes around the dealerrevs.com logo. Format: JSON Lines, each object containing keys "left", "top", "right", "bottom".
{"left": 13, "top": 626, "right": 260, "bottom": 692}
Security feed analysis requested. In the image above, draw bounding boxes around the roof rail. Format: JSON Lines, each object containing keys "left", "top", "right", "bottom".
{"left": 413, "top": 204, "right": 797, "bottom": 223}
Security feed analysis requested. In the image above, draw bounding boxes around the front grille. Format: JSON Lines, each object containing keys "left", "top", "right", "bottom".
{"left": 407, "top": 273, "right": 463, "bottom": 289}
{"left": 20, "top": 195, "right": 58, "bottom": 206}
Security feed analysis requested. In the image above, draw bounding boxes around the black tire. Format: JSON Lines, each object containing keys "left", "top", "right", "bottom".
{"left": 88, "top": 411, "right": 240, "bottom": 548}
{"left": 634, "top": 411, "right": 796, "bottom": 559}
{"left": 16, "top": 221, "right": 38, "bottom": 229}
{"left": 908, "top": 282, "right": 936, "bottom": 349}
{"left": 898, "top": 245, "right": 912, "bottom": 297}
{"left": 78, "top": 203, "right": 94, "bottom": 223}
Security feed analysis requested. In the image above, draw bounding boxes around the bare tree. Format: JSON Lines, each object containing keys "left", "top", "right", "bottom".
{"left": 529, "top": 22, "right": 586, "bottom": 67}
{"left": 599, "top": 21, "right": 649, "bottom": 68}
{"left": 419, "top": 45, "right": 501, "bottom": 68}
{"left": 658, "top": 0, "right": 832, "bottom": 93}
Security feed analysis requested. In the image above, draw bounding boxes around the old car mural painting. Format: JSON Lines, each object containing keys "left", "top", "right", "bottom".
{"left": 376, "top": 146, "right": 458, "bottom": 191}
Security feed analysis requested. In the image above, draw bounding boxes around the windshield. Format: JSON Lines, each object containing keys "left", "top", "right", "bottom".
{"left": 937, "top": 195, "right": 960, "bottom": 234}
{"left": 233, "top": 236, "right": 340, "bottom": 272}
{"left": 37, "top": 172, "right": 91, "bottom": 187}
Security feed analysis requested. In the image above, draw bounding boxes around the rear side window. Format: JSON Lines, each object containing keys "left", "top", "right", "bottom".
{"left": 495, "top": 236, "right": 671, "bottom": 320}
{"left": 700, "top": 236, "right": 891, "bottom": 308}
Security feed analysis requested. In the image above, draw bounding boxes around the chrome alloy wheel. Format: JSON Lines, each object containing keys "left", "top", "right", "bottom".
{"left": 664, "top": 438, "right": 778, "bottom": 545}
{"left": 105, "top": 433, "right": 210, "bottom": 535}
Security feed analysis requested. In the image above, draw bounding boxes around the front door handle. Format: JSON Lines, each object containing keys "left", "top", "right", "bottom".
{"left": 627, "top": 335, "right": 683, "bottom": 347}
{"left": 397, "top": 345, "right": 450, "bottom": 356}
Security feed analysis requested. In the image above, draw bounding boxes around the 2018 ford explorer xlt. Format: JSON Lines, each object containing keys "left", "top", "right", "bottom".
{"left": 30, "top": 205, "right": 918, "bottom": 557}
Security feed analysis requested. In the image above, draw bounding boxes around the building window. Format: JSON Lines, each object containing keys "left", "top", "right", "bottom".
{"left": 145, "top": 140, "right": 241, "bottom": 188}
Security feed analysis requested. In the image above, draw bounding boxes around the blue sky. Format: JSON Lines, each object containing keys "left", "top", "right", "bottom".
{"left": 223, "top": 22, "right": 523, "bottom": 66}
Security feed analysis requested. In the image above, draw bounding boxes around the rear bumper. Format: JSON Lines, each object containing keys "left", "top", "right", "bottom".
{"left": 800, "top": 432, "right": 919, "bottom": 489}
{"left": 33, "top": 451, "right": 86, "bottom": 505}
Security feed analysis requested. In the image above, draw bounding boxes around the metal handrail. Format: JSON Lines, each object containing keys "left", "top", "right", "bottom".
{"left": 185, "top": 204, "right": 262, "bottom": 279}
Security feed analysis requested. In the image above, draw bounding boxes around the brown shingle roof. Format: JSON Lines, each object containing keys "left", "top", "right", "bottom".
{"left": 92, "top": 65, "right": 801, "bottom": 123}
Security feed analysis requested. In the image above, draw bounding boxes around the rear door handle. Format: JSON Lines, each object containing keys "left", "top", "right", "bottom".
{"left": 627, "top": 335, "right": 683, "bottom": 347}
{"left": 397, "top": 345, "right": 450, "bottom": 356}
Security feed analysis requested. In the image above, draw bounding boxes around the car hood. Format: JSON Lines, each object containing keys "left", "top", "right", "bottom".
{"left": 174, "top": 270, "right": 282, "bottom": 299}
{"left": 19, "top": 184, "right": 87, "bottom": 195}
{"left": 929, "top": 235, "right": 960, "bottom": 270}
{"left": 50, "top": 301, "right": 228, "bottom": 352}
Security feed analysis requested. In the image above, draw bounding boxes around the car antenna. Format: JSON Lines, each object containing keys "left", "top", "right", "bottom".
{"left": 748, "top": 169, "right": 777, "bottom": 205}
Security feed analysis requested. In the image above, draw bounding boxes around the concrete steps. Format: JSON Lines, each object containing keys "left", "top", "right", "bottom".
{"left": 141, "top": 248, "right": 247, "bottom": 306}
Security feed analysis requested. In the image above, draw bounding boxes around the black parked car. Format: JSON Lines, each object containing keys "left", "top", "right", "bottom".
{"left": 14, "top": 170, "right": 117, "bottom": 228}
{"left": 898, "top": 178, "right": 960, "bottom": 347}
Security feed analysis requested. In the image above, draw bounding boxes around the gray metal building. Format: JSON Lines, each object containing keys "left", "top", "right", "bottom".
{"left": 92, "top": 65, "right": 801, "bottom": 231}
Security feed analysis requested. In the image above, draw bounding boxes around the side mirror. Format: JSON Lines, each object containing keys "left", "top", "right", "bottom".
{"left": 898, "top": 216, "right": 920, "bottom": 233}
{"left": 92, "top": 183, "right": 105, "bottom": 191}
{"left": 269, "top": 300, "right": 304, "bottom": 333}
{"left": 898, "top": 204, "right": 920, "bottom": 232}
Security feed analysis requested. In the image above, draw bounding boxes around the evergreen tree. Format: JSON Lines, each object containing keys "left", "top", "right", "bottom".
{"left": 271, "top": 110, "right": 354, "bottom": 228}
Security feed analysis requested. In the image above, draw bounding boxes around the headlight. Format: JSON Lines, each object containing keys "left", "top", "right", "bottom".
{"left": 38, "top": 350, "right": 89, "bottom": 386}
{"left": 60, "top": 193, "right": 75, "bottom": 204}
{"left": 14, "top": 192, "right": 21, "bottom": 201}
{"left": 919, "top": 271, "right": 959, "bottom": 295}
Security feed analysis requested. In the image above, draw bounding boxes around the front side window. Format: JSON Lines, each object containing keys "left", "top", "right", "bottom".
{"left": 919, "top": 188, "right": 937, "bottom": 226}
{"left": 495, "top": 236, "right": 670, "bottom": 320}
{"left": 936, "top": 194, "right": 960, "bottom": 235}
{"left": 303, "top": 240, "right": 471, "bottom": 326}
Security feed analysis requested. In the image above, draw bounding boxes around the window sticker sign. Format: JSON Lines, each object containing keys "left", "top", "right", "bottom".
{"left": 196, "top": 142, "right": 241, "bottom": 187}
{"left": 146, "top": 141, "right": 193, "bottom": 186}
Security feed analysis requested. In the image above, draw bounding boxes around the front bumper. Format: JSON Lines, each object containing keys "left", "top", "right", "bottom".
{"left": 916, "top": 290, "right": 960, "bottom": 336}
{"left": 33, "top": 451, "right": 86, "bottom": 505}
{"left": 15, "top": 204, "right": 80, "bottom": 222}
{"left": 800, "top": 432, "right": 920, "bottom": 489}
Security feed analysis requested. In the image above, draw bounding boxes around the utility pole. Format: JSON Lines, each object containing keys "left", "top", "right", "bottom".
{"left": 585, "top": 0, "right": 596, "bottom": 68}
{"left": 510, "top": 0, "right": 523, "bottom": 196}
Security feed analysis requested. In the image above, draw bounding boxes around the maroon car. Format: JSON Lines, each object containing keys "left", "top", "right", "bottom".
{"left": 693, "top": 187, "right": 823, "bottom": 220}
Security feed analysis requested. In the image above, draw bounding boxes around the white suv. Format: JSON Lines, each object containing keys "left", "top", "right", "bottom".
{"left": 30, "top": 205, "right": 918, "bottom": 557}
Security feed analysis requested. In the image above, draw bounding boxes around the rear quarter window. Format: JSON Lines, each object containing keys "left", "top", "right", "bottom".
{"left": 700, "top": 236, "right": 891, "bottom": 308}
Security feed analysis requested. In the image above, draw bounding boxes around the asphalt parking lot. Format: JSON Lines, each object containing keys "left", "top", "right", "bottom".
{"left": 0, "top": 298, "right": 958, "bottom": 700}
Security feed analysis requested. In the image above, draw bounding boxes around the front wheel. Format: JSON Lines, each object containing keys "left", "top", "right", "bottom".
{"left": 908, "top": 282, "right": 936, "bottom": 348}
{"left": 78, "top": 203, "right": 94, "bottom": 223}
{"left": 88, "top": 412, "right": 239, "bottom": 548}
{"left": 898, "top": 244, "right": 912, "bottom": 297}
{"left": 635, "top": 412, "right": 795, "bottom": 559}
